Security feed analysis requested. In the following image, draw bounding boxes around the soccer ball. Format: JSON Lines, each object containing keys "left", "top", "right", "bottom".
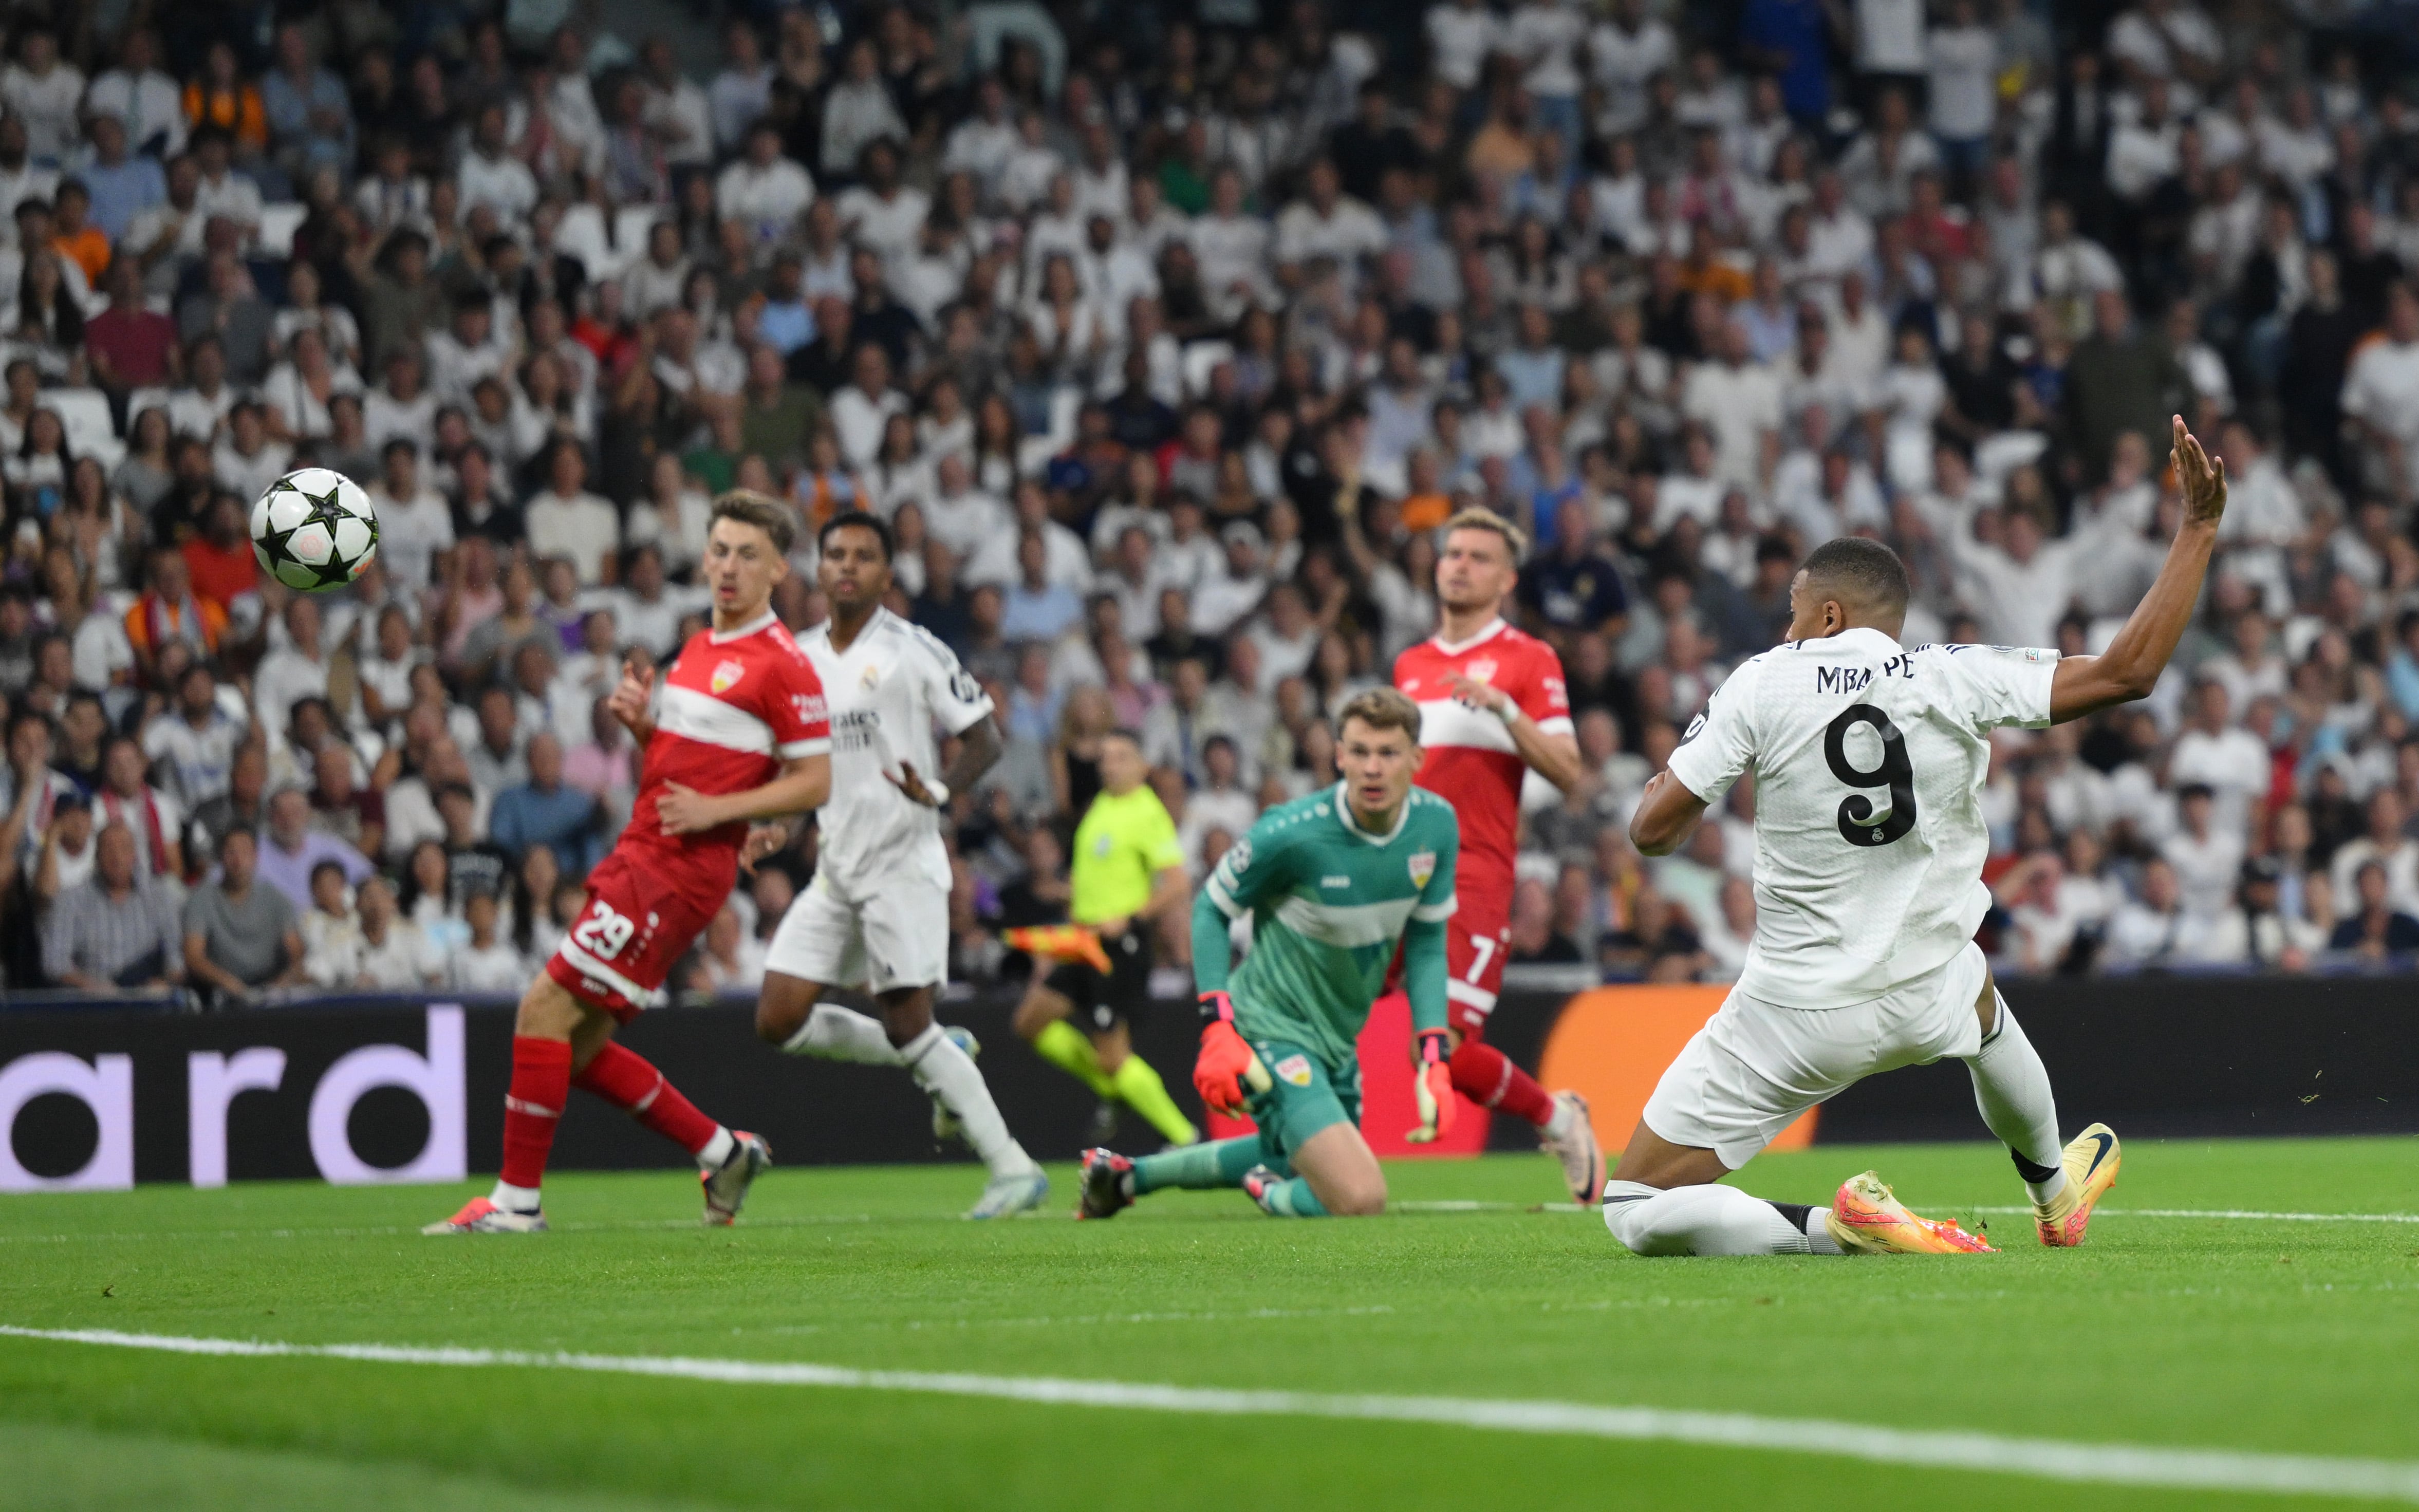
{"left": 251, "top": 468, "right": 380, "bottom": 592}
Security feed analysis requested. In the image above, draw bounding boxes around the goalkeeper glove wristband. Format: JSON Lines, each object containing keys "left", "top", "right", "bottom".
{"left": 1406, "top": 1029, "right": 1457, "bottom": 1144}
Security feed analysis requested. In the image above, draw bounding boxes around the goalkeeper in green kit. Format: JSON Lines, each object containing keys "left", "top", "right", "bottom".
{"left": 1076, "top": 688, "right": 1461, "bottom": 1219}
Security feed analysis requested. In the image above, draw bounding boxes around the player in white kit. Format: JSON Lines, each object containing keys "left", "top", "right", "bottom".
{"left": 1606, "top": 418, "right": 2226, "bottom": 1257}
{"left": 753, "top": 511, "right": 1052, "bottom": 1219}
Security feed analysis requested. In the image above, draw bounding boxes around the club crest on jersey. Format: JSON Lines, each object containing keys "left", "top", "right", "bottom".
{"left": 1464, "top": 657, "right": 1498, "bottom": 684}
{"left": 860, "top": 663, "right": 882, "bottom": 689}
{"left": 1273, "top": 1054, "right": 1313, "bottom": 1088}
{"left": 1408, "top": 849, "right": 1437, "bottom": 888}
{"left": 711, "top": 659, "right": 747, "bottom": 694}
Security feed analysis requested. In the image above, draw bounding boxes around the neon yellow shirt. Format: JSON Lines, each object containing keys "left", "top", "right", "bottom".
{"left": 1070, "top": 785, "right": 1184, "bottom": 923}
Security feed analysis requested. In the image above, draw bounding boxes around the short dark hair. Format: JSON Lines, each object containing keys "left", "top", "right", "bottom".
{"left": 818, "top": 509, "right": 894, "bottom": 563}
{"left": 710, "top": 490, "right": 796, "bottom": 555}
{"left": 1798, "top": 537, "right": 1910, "bottom": 620}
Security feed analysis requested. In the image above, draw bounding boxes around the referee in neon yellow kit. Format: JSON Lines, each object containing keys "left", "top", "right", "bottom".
{"left": 1010, "top": 727, "right": 1200, "bottom": 1147}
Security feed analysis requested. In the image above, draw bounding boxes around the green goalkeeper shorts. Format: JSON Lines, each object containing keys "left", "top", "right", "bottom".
{"left": 1243, "top": 1037, "right": 1362, "bottom": 1164}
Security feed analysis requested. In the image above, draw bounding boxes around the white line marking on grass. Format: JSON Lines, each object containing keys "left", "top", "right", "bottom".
{"left": 1969, "top": 1206, "right": 2419, "bottom": 1224}
{"left": 1406, "top": 1201, "right": 2419, "bottom": 1225}
{"left": 0, "top": 1214, "right": 880, "bottom": 1246}
{"left": 6, "top": 1326, "right": 2418, "bottom": 1503}
{"left": 759, "top": 1304, "right": 1398, "bottom": 1337}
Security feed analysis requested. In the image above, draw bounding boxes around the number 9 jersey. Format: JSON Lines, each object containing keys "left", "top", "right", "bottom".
{"left": 1666, "top": 627, "right": 2057, "bottom": 1009}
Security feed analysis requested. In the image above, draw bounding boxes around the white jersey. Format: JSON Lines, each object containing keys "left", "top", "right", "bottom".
{"left": 1667, "top": 627, "right": 2057, "bottom": 1009}
{"left": 800, "top": 608, "right": 994, "bottom": 895}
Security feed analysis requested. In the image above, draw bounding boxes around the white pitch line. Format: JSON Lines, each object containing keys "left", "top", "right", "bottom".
{"left": 1399, "top": 1201, "right": 2419, "bottom": 1224}
{"left": 4, "top": 1326, "right": 2417, "bottom": 1503}
{"left": 1969, "top": 1206, "right": 2419, "bottom": 1224}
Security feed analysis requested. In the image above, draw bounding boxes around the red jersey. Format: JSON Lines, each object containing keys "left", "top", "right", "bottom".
{"left": 634, "top": 609, "right": 832, "bottom": 860}
{"left": 1392, "top": 618, "right": 1572, "bottom": 884}
{"left": 549, "top": 609, "right": 830, "bottom": 1019}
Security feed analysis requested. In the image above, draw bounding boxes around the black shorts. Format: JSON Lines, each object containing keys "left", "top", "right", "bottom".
{"left": 1044, "top": 927, "right": 1153, "bottom": 1032}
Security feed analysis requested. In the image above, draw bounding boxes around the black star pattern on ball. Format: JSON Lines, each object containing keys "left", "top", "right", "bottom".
{"left": 267, "top": 481, "right": 360, "bottom": 588}
{"left": 297, "top": 481, "right": 352, "bottom": 534}
{"left": 257, "top": 513, "right": 305, "bottom": 571}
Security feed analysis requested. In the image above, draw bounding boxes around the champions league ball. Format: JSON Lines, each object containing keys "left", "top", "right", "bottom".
{"left": 251, "top": 468, "right": 381, "bottom": 592}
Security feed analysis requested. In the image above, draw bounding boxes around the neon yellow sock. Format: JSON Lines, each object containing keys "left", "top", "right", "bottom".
{"left": 1033, "top": 1019, "right": 1115, "bottom": 1098}
{"left": 1110, "top": 1054, "right": 1198, "bottom": 1146}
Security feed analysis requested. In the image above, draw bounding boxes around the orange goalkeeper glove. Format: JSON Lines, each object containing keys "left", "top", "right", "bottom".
{"left": 1193, "top": 991, "right": 1269, "bottom": 1117}
{"left": 1405, "top": 1029, "right": 1457, "bottom": 1144}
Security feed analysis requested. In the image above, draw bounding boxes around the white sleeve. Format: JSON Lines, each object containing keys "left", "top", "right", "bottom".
{"left": 1939, "top": 644, "right": 2059, "bottom": 731}
{"left": 1665, "top": 656, "right": 1760, "bottom": 806}
{"left": 917, "top": 631, "right": 995, "bottom": 735}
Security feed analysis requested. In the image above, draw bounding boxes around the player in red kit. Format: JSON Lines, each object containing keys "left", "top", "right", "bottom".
{"left": 1387, "top": 509, "right": 1604, "bottom": 1203}
{"left": 427, "top": 493, "right": 833, "bottom": 1234}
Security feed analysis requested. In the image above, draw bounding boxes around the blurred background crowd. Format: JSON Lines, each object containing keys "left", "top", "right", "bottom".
{"left": 2, "top": 0, "right": 2418, "bottom": 1005}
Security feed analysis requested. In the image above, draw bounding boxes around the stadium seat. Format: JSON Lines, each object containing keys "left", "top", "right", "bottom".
{"left": 256, "top": 204, "right": 308, "bottom": 259}
{"left": 1180, "top": 340, "right": 1234, "bottom": 401}
{"left": 1016, "top": 384, "right": 1082, "bottom": 477}
{"left": 123, "top": 386, "right": 172, "bottom": 433}
{"left": 555, "top": 203, "right": 616, "bottom": 281}
{"left": 46, "top": 387, "right": 122, "bottom": 466}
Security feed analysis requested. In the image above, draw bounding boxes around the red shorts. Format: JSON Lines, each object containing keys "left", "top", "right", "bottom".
{"left": 1387, "top": 869, "right": 1514, "bottom": 1040}
{"left": 545, "top": 839, "right": 734, "bottom": 1022}
{"left": 1442, "top": 871, "right": 1513, "bottom": 1039}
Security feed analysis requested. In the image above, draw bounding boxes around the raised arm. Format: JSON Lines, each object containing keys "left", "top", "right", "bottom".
{"left": 1446, "top": 676, "right": 1587, "bottom": 793}
{"left": 607, "top": 650, "right": 658, "bottom": 750}
{"left": 2048, "top": 417, "right": 2226, "bottom": 724}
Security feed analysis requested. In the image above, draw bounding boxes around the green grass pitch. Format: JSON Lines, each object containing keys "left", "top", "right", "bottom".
{"left": 3, "top": 1137, "right": 2416, "bottom": 1510}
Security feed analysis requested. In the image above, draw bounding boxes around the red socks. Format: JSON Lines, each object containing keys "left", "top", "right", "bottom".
{"left": 500, "top": 1036, "right": 573, "bottom": 1189}
{"left": 499, "top": 1038, "right": 722, "bottom": 1201}
{"left": 574, "top": 1041, "right": 720, "bottom": 1156}
{"left": 1449, "top": 1039, "right": 1555, "bottom": 1128}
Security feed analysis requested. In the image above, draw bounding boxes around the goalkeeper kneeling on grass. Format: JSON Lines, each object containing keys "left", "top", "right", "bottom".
{"left": 1076, "top": 687, "right": 1460, "bottom": 1219}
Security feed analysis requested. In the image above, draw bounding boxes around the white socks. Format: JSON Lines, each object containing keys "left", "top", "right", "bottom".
{"left": 898, "top": 1022, "right": 1032, "bottom": 1180}
{"left": 695, "top": 1127, "right": 735, "bottom": 1172}
{"left": 1965, "top": 995, "right": 2068, "bottom": 1206}
{"left": 1603, "top": 1180, "right": 1843, "bottom": 1257}
{"left": 490, "top": 1180, "right": 540, "bottom": 1212}
{"left": 783, "top": 1004, "right": 904, "bottom": 1065}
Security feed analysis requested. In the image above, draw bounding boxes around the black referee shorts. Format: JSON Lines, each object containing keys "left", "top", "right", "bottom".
{"left": 1043, "top": 926, "right": 1153, "bottom": 1032}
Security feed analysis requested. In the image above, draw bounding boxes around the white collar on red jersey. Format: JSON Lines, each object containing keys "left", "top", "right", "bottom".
{"left": 1430, "top": 617, "right": 1509, "bottom": 657}
{"left": 709, "top": 608, "right": 779, "bottom": 643}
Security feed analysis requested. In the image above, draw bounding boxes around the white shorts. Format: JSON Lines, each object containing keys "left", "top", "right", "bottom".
{"left": 762, "top": 871, "right": 951, "bottom": 995}
{"left": 1642, "top": 942, "right": 1993, "bottom": 1170}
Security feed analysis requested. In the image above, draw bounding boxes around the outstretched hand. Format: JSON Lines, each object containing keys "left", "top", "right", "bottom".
{"left": 2172, "top": 415, "right": 2227, "bottom": 529}
{"left": 739, "top": 819, "right": 794, "bottom": 872}
{"left": 886, "top": 760, "right": 941, "bottom": 808}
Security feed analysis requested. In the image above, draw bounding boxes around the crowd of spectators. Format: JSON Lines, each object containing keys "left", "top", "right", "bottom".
{"left": 3, "top": 0, "right": 2419, "bottom": 1006}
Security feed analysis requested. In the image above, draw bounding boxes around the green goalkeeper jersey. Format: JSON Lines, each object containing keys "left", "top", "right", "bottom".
{"left": 1194, "top": 782, "right": 1460, "bottom": 1069}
